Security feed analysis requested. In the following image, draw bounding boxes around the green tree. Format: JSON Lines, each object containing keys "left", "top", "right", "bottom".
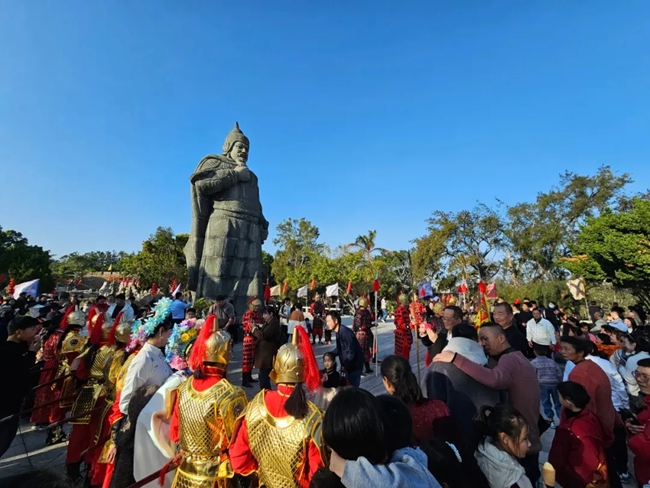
{"left": 414, "top": 205, "right": 504, "bottom": 282}
{"left": 503, "top": 166, "right": 632, "bottom": 281}
{"left": 119, "top": 227, "right": 188, "bottom": 289}
{"left": 0, "top": 227, "right": 54, "bottom": 292}
{"left": 271, "top": 218, "right": 326, "bottom": 292}
{"left": 565, "top": 199, "right": 650, "bottom": 307}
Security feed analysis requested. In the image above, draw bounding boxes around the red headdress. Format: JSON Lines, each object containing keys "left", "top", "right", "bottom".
{"left": 89, "top": 312, "right": 105, "bottom": 345}
{"left": 59, "top": 305, "right": 75, "bottom": 331}
{"left": 107, "top": 311, "right": 124, "bottom": 346}
{"left": 294, "top": 325, "right": 320, "bottom": 394}
{"left": 188, "top": 314, "right": 216, "bottom": 375}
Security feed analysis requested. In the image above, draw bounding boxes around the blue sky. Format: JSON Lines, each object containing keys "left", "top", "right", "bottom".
{"left": 1, "top": 1, "right": 649, "bottom": 259}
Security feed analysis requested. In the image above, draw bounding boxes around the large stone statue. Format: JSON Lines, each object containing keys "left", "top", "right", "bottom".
{"left": 185, "top": 122, "right": 269, "bottom": 316}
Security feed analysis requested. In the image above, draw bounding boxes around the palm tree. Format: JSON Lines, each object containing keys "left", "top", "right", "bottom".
{"left": 347, "top": 230, "right": 386, "bottom": 263}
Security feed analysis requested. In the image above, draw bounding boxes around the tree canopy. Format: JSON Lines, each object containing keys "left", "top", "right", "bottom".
{"left": 0, "top": 227, "right": 54, "bottom": 292}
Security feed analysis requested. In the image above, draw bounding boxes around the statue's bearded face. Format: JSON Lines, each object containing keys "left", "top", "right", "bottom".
{"left": 229, "top": 141, "right": 249, "bottom": 165}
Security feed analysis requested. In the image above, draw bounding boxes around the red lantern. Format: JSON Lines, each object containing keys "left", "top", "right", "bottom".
{"left": 8, "top": 277, "right": 15, "bottom": 295}
{"left": 346, "top": 281, "right": 353, "bottom": 294}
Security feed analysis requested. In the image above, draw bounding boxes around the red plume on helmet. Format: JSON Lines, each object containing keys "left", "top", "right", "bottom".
{"left": 107, "top": 311, "right": 124, "bottom": 346}
{"left": 59, "top": 305, "right": 75, "bottom": 331}
{"left": 294, "top": 325, "right": 320, "bottom": 394}
{"left": 188, "top": 314, "right": 216, "bottom": 375}
{"left": 89, "top": 312, "right": 105, "bottom": 345}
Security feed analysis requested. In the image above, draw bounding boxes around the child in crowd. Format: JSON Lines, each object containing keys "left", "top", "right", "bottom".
{"left": 321, "top": 352, "right": 341, "bottom": 388}
{"left": 531, "top": 344, "right": 563, "bottom": 428}
{"left": 548, "top": 381, "right": 609, "bottom": 488}
{"left": 474, "top": 404, "right": 533, "bottom": 488}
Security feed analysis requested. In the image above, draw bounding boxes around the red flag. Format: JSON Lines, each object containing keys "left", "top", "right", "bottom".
{"left": 419, "top": 287, "right": 426, "bottom": 297}
{"left": 151, "top": 283, "right": 158, "bottom": 295}
{"left": 477, "top": 281, "right": 487, "bottom": 294}
{"left": 263, "top": 284, "right": 271, "bottom": 302}
{"left": 457, "top": 281, "right": 468, "bottom": 294}
{"left": 309, "top": 279, "right": 317, "bottom": 291}
{"left": 372, "top": 279, "right": 380, "bottom": 292}
{"left": 77, "top": 279, "right": 83, "bottom": 286}
{"left": 346, "top": 281, "right": 353, "bottom": 294}
{"left": 282, "top": 281, "right": 288, "bottom": 295}
{"left": 485, "top": 282, "right": 498, "bottom": 300}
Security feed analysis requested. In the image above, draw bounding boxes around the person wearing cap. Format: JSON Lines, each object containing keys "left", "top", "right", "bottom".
{"left": 0, "top": 315, "right": 42, "bottom": 456}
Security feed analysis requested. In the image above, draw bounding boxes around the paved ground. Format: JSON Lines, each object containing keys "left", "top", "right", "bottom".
{"left": 0, "top": 316, "right": 637, "bottom": 486}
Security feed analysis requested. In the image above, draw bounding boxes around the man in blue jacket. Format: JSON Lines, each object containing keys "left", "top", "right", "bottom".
{"left": 326, "top": 311, "right": 364, "bottom": 388}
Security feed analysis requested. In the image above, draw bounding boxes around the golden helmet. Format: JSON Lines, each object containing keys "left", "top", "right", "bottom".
{"left": 448, "top": 296, "right": 457, "bottom": 306}
{"left": 270, "top": 333, "right": 303, "bottom": 385}
{"left": 358, "top": 297, "right": 368, "bottom": 308}
{"left": 188, "top": 315, "right": 232, "bottom": 372}
{"left": 92, "top": 312, "right": 114, "bottom": 340}
{"left": 67, "top": 309, "right": 87, "bottom": 327}
{"left": 270, "top": 326, "right": 319, "bottom": 390}
{"left": 398, "top": 293, "right": 408, "bottom": 305}
{"left": 114, "top": 321, "right": 132, "bottom": 344}
{"left": 204, "top": 328, "right": 232, "bottom": 366}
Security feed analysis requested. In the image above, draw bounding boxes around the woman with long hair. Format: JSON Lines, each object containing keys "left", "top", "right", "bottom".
{"left": 380, "top": 354, "right": 451, "bottom": 445}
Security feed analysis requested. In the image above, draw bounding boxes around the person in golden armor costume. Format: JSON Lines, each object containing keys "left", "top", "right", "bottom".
{"left": 230, "top": 326, "right": 324, "bottom": 488}
{"left": 393, "top": 293, "right": 412, "bottom": 360}
{"left": 167, "top": 314, "right": 248, "bottom": 488}
{"left": 353, "top": 297, "right": 375, "bottom": 375}
{"left": 241, "top": 297, "right": 262, "bottom": 388}
{"left": 65, "top": 310, "right": 119, "bottom": 482}
{"left": 89, "top": 313, "right": 134, "bottom": 487}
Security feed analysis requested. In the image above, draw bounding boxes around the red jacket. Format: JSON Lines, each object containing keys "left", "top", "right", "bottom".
{"left": 548, "top": 409, "right": 608, "bottom": 488}
{"left": 628, "top": 395, "right": 650, "bottom": 487}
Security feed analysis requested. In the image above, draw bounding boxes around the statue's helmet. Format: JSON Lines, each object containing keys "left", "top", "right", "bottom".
{"left": 222, "top": 121, "right": 249, "bottom": 154}
{"left": 188, "top": 315, "right": 233, "bottom": 372}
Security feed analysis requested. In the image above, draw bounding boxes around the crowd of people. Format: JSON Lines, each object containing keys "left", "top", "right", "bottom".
{"left": 0, "top": 290, "right": 649, "bottom": 488}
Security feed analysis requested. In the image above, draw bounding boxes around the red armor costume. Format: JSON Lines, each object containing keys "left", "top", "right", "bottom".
{"left": 409, "top": 297, "right": 429, "bottom": 366}
{"left": 241, "top": 297, "right": 262, "bottom": 387}
{"left": 393, "top": 294, "right": 412, "bottom": 360}
{"left": 31, "top": 307, "right": 73, "bottom": 425}
{"left": 309, "top": 295, "right": 325, "bottom": 345}
{"left": 230, "top": 327, "right": 325, "bottom": 488}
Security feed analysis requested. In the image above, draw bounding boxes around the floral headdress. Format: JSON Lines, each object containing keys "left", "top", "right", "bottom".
{"left": 166, "top": 319, "right": 200, "bottom": 370}
{"left": 127, "top": 297, "right": 173, "bottom": 352}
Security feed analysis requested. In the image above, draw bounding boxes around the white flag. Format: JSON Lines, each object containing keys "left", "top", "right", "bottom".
{"left": 297, "top": 285, "right": 308, "bottom": 298}
{"left": 270, "top": 284, "right": 282, "bottom": 296}
{"left": 172, "top": 283, "right": 181, "bottom": 296}
{"left": 325, "top": 283, "right": 339, "bottom": 297}
{"left": 14, "top": 279, "right": 39, "bottom": 299}
{"left": 567, "top": 277, "right": 586, "bottom": 301}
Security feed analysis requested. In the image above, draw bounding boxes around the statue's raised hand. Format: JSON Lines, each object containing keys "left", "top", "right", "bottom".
{"left": 236, "top": 166, "right": 251, "bottom": 182}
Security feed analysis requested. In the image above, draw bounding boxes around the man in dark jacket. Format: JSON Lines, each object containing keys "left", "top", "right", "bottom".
{"left": 253, "top": 307, "right": 281, "bottom": 390}
{"left": 0, "top": 315, "right": 41, "bottom": 457}
{"left": 326, "top": 311, "right": 364, "bottom": 388}
{"left": 493, "top": 302, "right": 528, "bottom": 355}
{"left": 425, "top": 323, "right": 503, "bottom": 440}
